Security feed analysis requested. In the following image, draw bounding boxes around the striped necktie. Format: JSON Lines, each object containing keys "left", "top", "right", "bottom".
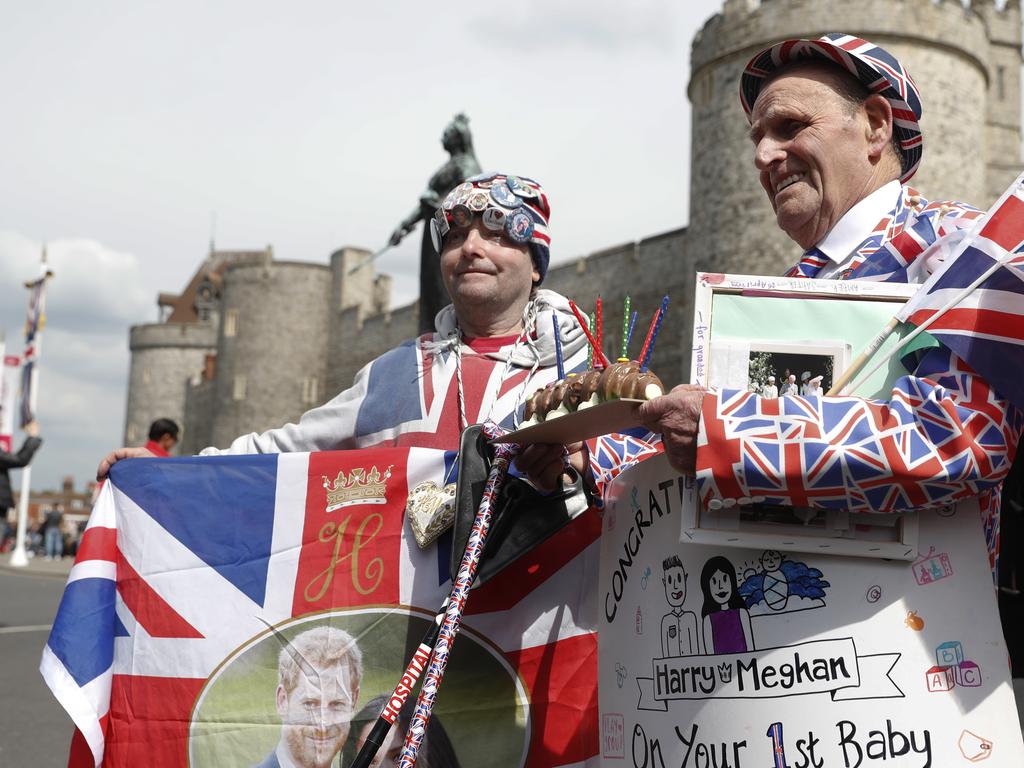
{"left": 784, "top": 247, "right": 828, "bottom": 278}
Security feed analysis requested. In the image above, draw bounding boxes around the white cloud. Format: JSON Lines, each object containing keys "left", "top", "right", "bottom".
{"left": 466, "top": 0, "right": 679, "bottom": 52}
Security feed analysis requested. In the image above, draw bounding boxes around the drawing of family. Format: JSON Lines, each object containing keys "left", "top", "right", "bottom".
{"left": 659, "top": 555, "right": 755, "bottom": 658}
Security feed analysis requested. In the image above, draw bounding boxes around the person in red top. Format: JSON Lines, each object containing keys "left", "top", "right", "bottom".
{"left": 144, "top": 418, "right": 179, "bottom": 457}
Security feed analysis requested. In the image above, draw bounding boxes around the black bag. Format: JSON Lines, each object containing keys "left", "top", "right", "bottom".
{"left": 450, "top": 424, "right": 591, "bottom": 586}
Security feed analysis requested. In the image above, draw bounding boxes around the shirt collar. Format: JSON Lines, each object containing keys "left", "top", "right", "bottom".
{"left": 276, "top": 742, "right": 299, "bottom": 768}
{"left": 815, "top": 180, "right": 901, "bottom": 265}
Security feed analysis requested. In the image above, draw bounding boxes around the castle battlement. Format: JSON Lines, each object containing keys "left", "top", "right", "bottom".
{"left": 692, "top": 0, "right": 1011, "bottom": 77}
{"left": 129, "top": 322, "right": 217, "bottom": 351}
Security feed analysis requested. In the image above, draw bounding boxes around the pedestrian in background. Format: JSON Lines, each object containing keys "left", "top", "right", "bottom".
{"left": 43, "top": 505, "right": 64, "bottom": 560}
{"left": 0, "top": 420, "right": 42, "bottom": 526}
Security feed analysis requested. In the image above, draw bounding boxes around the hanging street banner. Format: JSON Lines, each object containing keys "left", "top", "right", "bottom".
{"left": 0, "top": 354, "right": 19, "bottom": 453}
{"left": 598, "top": 453, "right": 1024, "bottom": 767}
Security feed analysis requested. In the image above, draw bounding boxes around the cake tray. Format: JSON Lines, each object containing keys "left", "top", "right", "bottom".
{"left": 492, "top": 398, "right": 645, "bottom": 445}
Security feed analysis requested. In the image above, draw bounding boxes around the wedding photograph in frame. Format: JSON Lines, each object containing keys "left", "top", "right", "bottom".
{"left": 686, "top": 273, "right": 927, "bottom": 561}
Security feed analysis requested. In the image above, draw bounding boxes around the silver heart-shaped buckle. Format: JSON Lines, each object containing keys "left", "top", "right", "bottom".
{"left": 406, "top": 480, "right": 458, "bottom": 548}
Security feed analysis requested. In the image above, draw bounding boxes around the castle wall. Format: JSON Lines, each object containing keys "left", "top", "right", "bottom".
{"left": 207, "top": 261, "right": 332, "bottom": 448}
{"left": 688, "top": 0, "right": 1002, "bottom": 279}
{"left": 978, "top": 0, "right": 1024, "bottom": 202}
{"left": 328, "top": 301, "right": 419, "bottom": 399}
{"left": 123, "top": 323, "right": 216, "bottom": 447}
{"left": 179, "top": 378, "right": 215, "bottom": 455}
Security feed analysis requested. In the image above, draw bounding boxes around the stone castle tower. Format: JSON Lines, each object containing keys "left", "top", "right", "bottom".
{"left": 124, "top": 0, "right": 1022, "bottom": 451}
{"left": 123, "top": 247, "right": 392, "bottom": 453}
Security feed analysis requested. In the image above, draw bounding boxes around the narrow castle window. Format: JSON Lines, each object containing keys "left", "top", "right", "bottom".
{"left": 997, "top": 66, "right": 1005, "bottom": 101}
{"left": 233, "top": 375, "right": 247, "bottom": 401}
{"left": 127, "top": 424, "right": 137, "bottom": 442}
{"left": 142, "top": 367, "right": 151, "bottom": 385}
{"left": 224, "top": 308, "right": 239, "bottom": 338}
{"left": 302, "top": 377, "right": 319, "bottom": 404}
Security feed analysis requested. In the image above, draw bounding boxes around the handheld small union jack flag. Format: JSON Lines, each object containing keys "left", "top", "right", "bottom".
{"left": 893, "top": 173, "right": 1024, "bottom": 410}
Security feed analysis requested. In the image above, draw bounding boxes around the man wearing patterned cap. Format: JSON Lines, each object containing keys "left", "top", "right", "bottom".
{"left": 640, "top": 33, "right": 1021, "bottom": 574}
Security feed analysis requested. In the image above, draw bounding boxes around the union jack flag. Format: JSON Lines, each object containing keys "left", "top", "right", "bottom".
{"left": 897, "top": 173, "right": 1024, "bottom": 411}
{"left": 42, "top": 448, "right": 606, "bottom": 767}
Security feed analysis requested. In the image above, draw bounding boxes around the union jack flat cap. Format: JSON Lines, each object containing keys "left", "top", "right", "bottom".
{"left": 740, "top": 33, "right": 924, "bottom": 183}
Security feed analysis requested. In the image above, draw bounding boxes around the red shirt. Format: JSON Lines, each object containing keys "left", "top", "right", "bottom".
{"left": 462, "top": 333, "right": 527, "bottom": 354}
{"left": 144, "top": 440, "right": 171, "bottom": 458}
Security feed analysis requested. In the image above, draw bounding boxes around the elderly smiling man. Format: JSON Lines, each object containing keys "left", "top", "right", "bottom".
{"left": 640, "top": 34, "right": 1021, "bottom": 573}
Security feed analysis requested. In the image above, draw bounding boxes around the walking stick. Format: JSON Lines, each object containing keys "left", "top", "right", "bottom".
{"left": 350, "top": 422, "right": 528, "bottom": 767}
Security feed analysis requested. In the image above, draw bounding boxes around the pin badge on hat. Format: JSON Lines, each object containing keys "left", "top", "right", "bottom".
{"left": 482, "top": 207, "right": 507, "bottom": 231}
{"left": 466, "top": 172, "right": 495, "bottom": 183}
{"left": 507, "top": 175, "right": 537, "bottom": 199}
{"left": 434, "top": 208, "right": 450, "bottom": 238}
{"left": 451, "top": 204, "right": 472, "bottom": 228}
{"left": 505, "top": 209, "right": 534, "bottom": 243}
{"left": 457, "top": 181, "right": 474, "bottom": 195}
{"left": 430, "top": 214, "right": 447, "bottom": 254}
{"left": 467, "top": 190, "right": 489, "bottom": 212}
{"left": 490, "top": 183, "right": 521, "bottom": 209}
{"left": 442, "top": 188, "right": 459, "bottom": 211}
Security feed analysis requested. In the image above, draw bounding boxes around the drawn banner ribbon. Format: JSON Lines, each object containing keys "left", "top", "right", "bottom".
{"left": 636, "top": 637, "right": 902, "bottom": 710}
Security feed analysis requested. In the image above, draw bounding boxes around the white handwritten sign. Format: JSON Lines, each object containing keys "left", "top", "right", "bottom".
{"left": 599, "top": 454, "right": 1023, "bottom": 767}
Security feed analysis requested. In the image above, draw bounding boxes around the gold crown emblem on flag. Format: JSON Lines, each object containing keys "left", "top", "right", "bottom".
{"left": 322, "top": 465, "right": 393, "bottom": 512}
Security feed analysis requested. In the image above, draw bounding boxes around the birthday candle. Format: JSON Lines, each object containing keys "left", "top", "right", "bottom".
{"left": 625, "top": 310, "right": 638, "bottom": 356}
{"left": 589, "top": 311, "right": 596, "bottom": 366}
{"left": 569, "top": 300, "right": 611, "bottom": 368}
{"left": 552, "top": 312, "right": 565, "bottom": 380}
{"left": 621, "top": 295, "right": 631, "bottom": 358}
{"left": 640, "top": 296, "right": 670, "bottom": 371}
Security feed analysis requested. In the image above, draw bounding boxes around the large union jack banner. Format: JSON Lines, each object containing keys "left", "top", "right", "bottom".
{"left": 42, "top": 449, "right": 605, "bottom": 767}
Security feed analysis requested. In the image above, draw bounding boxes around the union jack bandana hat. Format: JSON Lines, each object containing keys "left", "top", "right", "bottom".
{"left": 431, "top": 172, "right": 552, "bottom": 283}
{"left": 740, "top": 33, "right": 924, "bottom": 183}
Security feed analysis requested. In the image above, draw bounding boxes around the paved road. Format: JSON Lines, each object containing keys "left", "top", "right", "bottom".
{"left": 0, "top": 567, "right": 75, "bottom": 766}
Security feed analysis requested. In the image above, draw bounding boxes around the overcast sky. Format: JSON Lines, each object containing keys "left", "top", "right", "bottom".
{"left": 0, "top": 0, "right": 721, "bottom": 493}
